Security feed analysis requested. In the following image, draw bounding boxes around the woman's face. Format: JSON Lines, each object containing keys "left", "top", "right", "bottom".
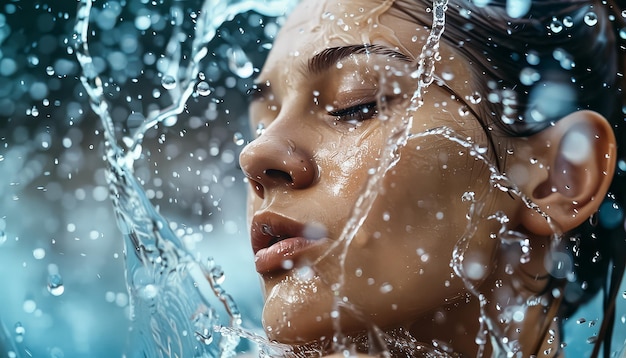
{"left": 239, "top": 0, "right": 518, "bottom": 344}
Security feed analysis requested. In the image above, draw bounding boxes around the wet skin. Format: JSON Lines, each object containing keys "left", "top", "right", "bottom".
{"left": 238, "top": 0, "right": 616, "bottom": 356}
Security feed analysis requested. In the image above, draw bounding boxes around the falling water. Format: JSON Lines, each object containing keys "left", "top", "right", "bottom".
{"left": 317, "top": 0, "right": 451, "bottom": 355}
{"left": 311, "top": 0, "right": 569, "bottom": 356}
{"left": 72, "top": 0, "right": 296, "bottom": 356}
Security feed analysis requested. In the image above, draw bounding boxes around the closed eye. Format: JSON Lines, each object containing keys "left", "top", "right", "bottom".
{"left": 328, "top": 101, "right": 378, "bottom": 123}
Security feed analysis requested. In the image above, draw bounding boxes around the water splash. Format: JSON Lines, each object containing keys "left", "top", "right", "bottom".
{"left": 413, "top": 127, "right": 563, "bottom": 357}
{"left": 314, "top": 0, "right": 450, "bottom": 355}
{"left": 73, "top": 0, "right": 296, "bottom": 356}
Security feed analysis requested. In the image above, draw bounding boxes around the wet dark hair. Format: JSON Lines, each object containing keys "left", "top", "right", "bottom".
{"left": 394, "top": 0, "right": 626, "bottom": 356}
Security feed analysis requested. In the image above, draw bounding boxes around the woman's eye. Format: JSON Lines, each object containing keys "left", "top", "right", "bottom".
{"left": 328, "top": 101, "right": 378, "bottom": 123}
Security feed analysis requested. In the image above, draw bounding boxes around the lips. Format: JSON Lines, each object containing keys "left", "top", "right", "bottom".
{"left": 251, "top": 212, "right": 327, "bottom": 273}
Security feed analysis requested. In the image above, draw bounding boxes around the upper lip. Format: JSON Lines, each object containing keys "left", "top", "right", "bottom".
{"left": 250, "top": 211, "right": 306, "bottom": 254}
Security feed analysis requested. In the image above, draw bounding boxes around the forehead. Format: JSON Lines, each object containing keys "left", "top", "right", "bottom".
{"left": 259, "top": 0, "right": 474, "bottom": 103}
{"left": 262, "top": 0, "right": 427, "bottom": 72}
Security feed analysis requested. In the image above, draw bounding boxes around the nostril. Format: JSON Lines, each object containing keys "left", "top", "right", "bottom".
{"left": 264, "top": 169, "right": 294, "bottom": 184}
{"left": 249, "top": 179, "right": 265, "bottom": 199}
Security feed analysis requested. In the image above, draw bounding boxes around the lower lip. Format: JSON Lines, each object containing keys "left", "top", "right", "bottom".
{"left": 254, "top": 237, "right": 324, "bottom": 273}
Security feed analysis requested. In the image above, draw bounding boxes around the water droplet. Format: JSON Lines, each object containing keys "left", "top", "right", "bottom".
{"left": 584, "top": 12, "right": 598, "bottom": 26}
{"left": 442, "top": 70, "right": 454, "bottom": 81}
{"left": 563, "top": 16, "right": 574, "bottom": 28}
{"left": 233, "top": 132, "right": 245, "bottom": 146}
{"left": 506, "top": 0, "right": 531, "bottom": 18}
{"left": 519, "top": 67, "right": 540, "bottom": 86}
{"left": 281, "top": 259, "right": 294, "bottom": 270}
{"left": 255, "top": 123, "right": 266, "bottom": 137}
{"left": 550, "top": 18, "right": 563, "bottom": 33}
{"left": 227, "top": 46, "right": 254, "bottom": 78}
{"left": 379, "top": 283, "right": 393, "bottom": 294}
{"left": 210, "top": 266, "right": 225, "bottom": 285}
{"left": 465, "top": 92, "right": 482, "bottom": 104}
{"left": 562, "top": 128, "right": 591, "bottom": 165}
{"left": 193, "top": 311, "right": 215, "bottom": 345}
{"left": 138, "top": 284, "right": 159, "bottom": 300}
{"left": 161, "top": 75, "right": 176, "bottom": 90}
{"left": 576, "top": 317, "right": 586, "bottom": 324}
{"left": 458, "top": 105, "right": 470, "bottom": 117}
{"left": 33, "top": 248, "right": 46, "bottom": 260}
{"left": 196, "top": 81, "right": 212, "bottom": 96}
{"left": 620, "top": 28, "right": 626, "bottom": 40}
{"left": 14, "top": 322, "right": 25, "bottom": 343}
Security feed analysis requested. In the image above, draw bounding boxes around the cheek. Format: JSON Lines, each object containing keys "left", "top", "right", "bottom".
{"left": 340, "top": 142, "right": 499, "bottom": 316}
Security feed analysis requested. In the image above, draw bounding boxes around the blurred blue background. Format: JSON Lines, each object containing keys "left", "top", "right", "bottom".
{"left": 0, "top": 0, "right": 624, "bottom": 357}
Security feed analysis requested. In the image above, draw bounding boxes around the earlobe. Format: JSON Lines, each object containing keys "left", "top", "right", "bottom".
{"left": 513, "top": 110, "right": 616, "bottom": 236}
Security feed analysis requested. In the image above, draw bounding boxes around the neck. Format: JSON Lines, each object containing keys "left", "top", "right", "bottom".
{"left": 408, "top": 236, "right": 563, "bottom": 357}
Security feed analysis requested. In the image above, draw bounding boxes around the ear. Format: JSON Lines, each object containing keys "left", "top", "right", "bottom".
{"left": 512, "top": 110, "right": 616, "bottom": 236}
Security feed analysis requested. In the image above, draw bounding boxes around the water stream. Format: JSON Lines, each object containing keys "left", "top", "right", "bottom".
{"left": 73, "top": 0, "right": 296, "bottom": 356}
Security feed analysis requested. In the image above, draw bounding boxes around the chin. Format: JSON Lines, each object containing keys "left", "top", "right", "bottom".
{"left": 261, "top": 272, "right": 337, "bottom": 344}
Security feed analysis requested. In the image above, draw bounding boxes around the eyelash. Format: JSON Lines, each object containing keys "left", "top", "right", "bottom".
{"left": 328, "top": 101, "right": 378, "bottom": 123}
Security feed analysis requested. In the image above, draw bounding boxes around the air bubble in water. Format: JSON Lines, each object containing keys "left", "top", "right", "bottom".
{"left": 196, "top": 81, "right": 212, "bottom": 96}
{"left": 233, "top": 132, "right": 245, "bottom": 146}
{"left": 161, "top": 75, "right": 177, "bottom": 90}
{"left": 584, "top": 12, "right": 598, "bottom": 26}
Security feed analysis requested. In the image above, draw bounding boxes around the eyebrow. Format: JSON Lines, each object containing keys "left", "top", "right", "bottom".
{"left": 308, "top": 44, "right": 413, "bottom": 74}
{"left": 249, "top": 44, "right": 413, "bottom": 101}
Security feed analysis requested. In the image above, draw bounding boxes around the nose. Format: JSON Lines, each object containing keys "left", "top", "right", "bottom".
{"left": 239, "top": 134, "right": 317, "bottom": 198}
